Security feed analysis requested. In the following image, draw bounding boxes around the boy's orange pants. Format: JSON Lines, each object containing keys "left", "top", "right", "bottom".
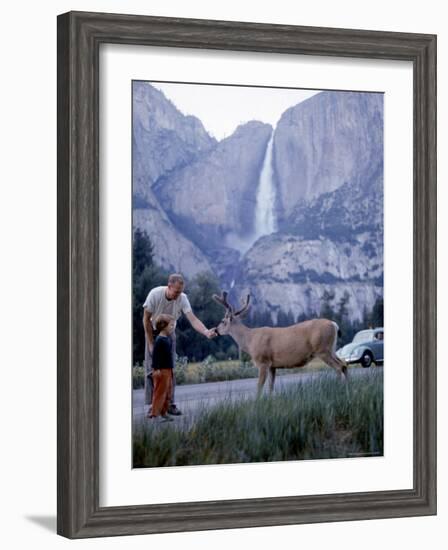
{"left": 151, "top": 369, "right": 173, "bottom": 417}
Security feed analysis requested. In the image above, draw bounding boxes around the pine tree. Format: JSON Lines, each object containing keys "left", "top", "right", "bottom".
{"left": 335, "top": 290, "right": 351, "bottom": 346}
{"left": 277, "top": 310, "right": 289, "bottom": 327}
{"left": 133, "top": 228, "right": 154, "bottom": 278}
{"left": 371, "top": 297, "right": 384, "bottom": 327}
{"left": 320, "top": 289, "right": 336, "bottom": 319}
{"left": 132, "top": 229, "right": 168, "bottom": 365}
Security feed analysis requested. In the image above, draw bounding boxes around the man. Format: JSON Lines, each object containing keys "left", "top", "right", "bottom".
{"left": 142, "top": 273, "right": 216, "bottom": 415}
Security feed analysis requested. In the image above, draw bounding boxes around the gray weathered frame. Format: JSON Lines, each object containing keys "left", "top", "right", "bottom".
{"left": 57, "top": 10, "right": 437, "bottom": 539}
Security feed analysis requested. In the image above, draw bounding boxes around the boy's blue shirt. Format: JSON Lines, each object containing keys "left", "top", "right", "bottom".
{"left": 152, "top": 334, "right": 174, "bottom": 370}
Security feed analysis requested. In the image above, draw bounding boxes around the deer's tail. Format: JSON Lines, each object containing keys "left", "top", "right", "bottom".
{"left": 331, "top": 321, "right": 340, "bottom": 353}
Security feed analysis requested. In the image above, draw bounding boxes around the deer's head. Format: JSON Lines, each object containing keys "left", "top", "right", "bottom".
{"left": 212, "top": 291, "right": 251, "bottom": 335}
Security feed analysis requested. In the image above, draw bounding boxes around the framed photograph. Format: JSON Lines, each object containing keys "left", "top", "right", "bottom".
{"left": 57, "top": 11, "right": 437, "bottom": 538}
{"left": 130, "top": 80, "right": 385, "bottom": 470}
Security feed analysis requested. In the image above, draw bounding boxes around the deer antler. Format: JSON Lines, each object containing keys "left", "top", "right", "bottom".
{"left": 212, "top": 291, "right": 233, "bottom": 313}
{"left": 234, "top": 294, "right": 251, "bottom": 317}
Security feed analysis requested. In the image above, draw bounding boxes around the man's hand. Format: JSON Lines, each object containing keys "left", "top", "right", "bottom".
{"left": 205, "top": 328, "right": 218, "bottom": 339}
{"left": 185, "top": 311, "right": 218, "bottom": 339}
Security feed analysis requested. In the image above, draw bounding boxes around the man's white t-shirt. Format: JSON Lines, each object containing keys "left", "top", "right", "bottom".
{"left": 142, "top": 286, "right": 192, "bottom": 329}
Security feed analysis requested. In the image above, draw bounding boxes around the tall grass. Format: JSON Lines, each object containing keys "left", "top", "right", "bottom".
{"left": 133, "top": 369, "right": 383, "bottom": 467}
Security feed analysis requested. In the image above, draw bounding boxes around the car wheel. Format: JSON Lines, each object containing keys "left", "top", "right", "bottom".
{"left": 360, "top": 351, "right": 374, "bottom": 368}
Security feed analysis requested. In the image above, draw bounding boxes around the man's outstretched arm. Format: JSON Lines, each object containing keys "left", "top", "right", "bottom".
{"left": 185, "top": 311, "right": 216, "bottom": 339}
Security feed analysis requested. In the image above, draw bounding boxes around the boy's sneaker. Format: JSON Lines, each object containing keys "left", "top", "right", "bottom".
{"left": 167, "top": 404, "right": 182, "bottom": 416}
{"left": 161, "top": 415, "right": 174, "bottom": 423}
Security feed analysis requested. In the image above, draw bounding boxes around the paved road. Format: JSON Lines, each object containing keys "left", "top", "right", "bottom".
{"left": 133, "top": 368, "right": 379, "bottom": 429}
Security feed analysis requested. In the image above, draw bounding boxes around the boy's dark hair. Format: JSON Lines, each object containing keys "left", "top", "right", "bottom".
{"left": 155, "top": 313, "right": 175, "bottom": 333}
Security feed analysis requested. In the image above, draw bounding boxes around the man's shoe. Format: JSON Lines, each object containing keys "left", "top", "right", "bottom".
{"left": 167, "top": 404, "right": 182, "bottom": 416}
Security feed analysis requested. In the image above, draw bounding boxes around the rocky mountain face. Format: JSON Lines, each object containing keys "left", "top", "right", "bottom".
{"left": 228, "top": 91, "right": 384, "bottom": 321}
{"left": 153, "top": 121, "right": 272, "bottom": 252}
{"left": 132, "top": 82, "right": 216, "bottom": 276}
{"left": 133, "top": 81, "right": 216, "bottom": 204}
{"left": 133, "top": 197, "right": 213, "bottom": 277}
{"left": 273, "top": 91, "right": 383, "bottom": 227}
{"left": 133, "top": 83, "right": 383, "bottom": 321}
{"left": 287, "top": 165, "right": 383, "bottom": 243}
{"left": 231, "top": 233, "right": 382, "bottom": 322}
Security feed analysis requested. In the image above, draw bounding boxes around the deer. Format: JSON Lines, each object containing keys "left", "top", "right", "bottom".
{"left": 212, "top": 291, "right": 348, "bottom": 396}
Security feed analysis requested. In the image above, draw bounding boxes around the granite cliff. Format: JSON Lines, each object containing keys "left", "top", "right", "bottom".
{"left": 132, "top": 84, "right": 383, "bottom": 321}
{"left": 273, "top": 91, "right": 383, "bottom": 227}
{"left": 132, "top": 82, "right": 215, "bottom": 275}
{"left": 153, "top": 121, "right": 272, "bottom": 252}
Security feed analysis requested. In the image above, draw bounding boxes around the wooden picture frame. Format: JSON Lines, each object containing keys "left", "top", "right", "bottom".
{"left": 57, "top": 11, "right": 437, "bottom": 538}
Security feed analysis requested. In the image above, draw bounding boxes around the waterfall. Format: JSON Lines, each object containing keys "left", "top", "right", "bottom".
{"left": 253, "top": 131, "right": 277, "bottom": 239}
{"left": 254, "top": 132, "right": 276, "bottom": 241}
{"left": 225, "top": 130, "right": 277, "bottom": 254}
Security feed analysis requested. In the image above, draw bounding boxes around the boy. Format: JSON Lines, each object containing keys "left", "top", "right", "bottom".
{"left": 147, "top": 314, "right": 176, "bottom": 422}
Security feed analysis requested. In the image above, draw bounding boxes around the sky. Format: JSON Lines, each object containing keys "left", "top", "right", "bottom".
{"left": 151, "top": 81, "right": 320, "bottom": 141}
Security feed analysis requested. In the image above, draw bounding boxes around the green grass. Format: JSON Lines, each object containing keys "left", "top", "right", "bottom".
{"left": 133, "top": 368, "right": 383, "bottom": 467}
{"left": 132, "top": 357, "right": 335, "bottom": 389}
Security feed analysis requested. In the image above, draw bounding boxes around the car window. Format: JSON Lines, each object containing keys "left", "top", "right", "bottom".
{"left": 353, "top": 330, "right": 374, "bottom": 343}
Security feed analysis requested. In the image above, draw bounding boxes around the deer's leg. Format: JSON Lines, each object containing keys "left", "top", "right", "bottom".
{"left": 256, "top": 364, "right": 269, "bottom": 397}
{"left": 318, "top": 352, "right": 348, "bottom": 381}
{"left": 338, "top": 357, "right": 349, "bottom": 380}
{"left": 268, "top": 367, "right": 276, "bottom": 393}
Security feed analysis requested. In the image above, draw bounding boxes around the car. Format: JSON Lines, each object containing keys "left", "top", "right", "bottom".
{"left": 336, "top": 327, "right": 384, "bottom": 368}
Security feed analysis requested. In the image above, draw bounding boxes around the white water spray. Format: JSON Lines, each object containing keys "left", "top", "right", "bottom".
{"left": 225, "top": 130, "right": 277, "bottom": 253}
{"left": 253, "top": 131, "right": 277, "bottom": 239}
